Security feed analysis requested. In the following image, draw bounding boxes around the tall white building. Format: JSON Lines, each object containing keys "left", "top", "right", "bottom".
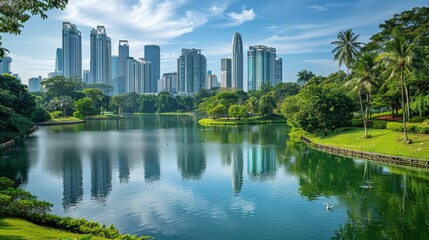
{"left": 162, "top": 72, "right": 178, "bottom": 93}
{"left": 221, "top": 58, "right": 232, "bottom": 88}
{"left": 90, "top": 26, "right": 111, "bottom": 85}
{"left": 62, "top": 22, "right": 82, "bottom": 79}
{"left": 28, "top": 76, "right": 42, "bottom": 92}
{"left": 248, "top": 45, "right": 277, "bottom": 91}
{"left": 118, "top": 40, "right": 129, "bottom": 95}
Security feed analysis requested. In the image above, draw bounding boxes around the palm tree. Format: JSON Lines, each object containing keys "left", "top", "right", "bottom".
{"left": 346, "top": 53, "right": 378, "bottom": 137}
{"left": 246, "top": 96, "right": 259, "bottom": 116}
{"left": 331, "top": 29, "right": 363, "bottom": 77}
{"left": 380, "top": 36, "right": 415, "bottom": 143}
{"left": 296, "top": 69, "right": 315, "bottom": 85}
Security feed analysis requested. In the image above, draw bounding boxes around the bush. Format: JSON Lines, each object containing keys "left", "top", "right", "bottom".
{"left": 73, "top": 111, "right": 85, "bottom": 119}
{"left": 372, "top": 120, "right": 386, "bottom": 129}
{"left": 386, "top": 122, "right": 429, "bottom": 134}
{"left": 32, "top": 107, "right": 51, "bottom": 123}
{"left": 351, "top": 118, "right": 365, "bottom": 127}
{"left": 50, "top": 111, "right": 63, "bottom": 119}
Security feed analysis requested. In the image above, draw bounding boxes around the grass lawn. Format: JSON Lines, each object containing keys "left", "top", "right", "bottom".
{"left": 305, "top": 128, "right": 429, "bottom": 160}
{"left": 87, "top": 113, "right": 125, "bottom": 120}
{"left": 198, "top": 114, "right": 286, "bottom": 126}
{"left": 38, "top": 117, "right": 84, "bottom": 125}
{"left": 0, "top": 218, "right": 109, "bottom": 240}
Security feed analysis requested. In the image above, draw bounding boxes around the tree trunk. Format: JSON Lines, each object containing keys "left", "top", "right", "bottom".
{"left": 404, "top": 84, "right": 411, "bottom": 122}
{"left": 359, "top": 91, "right": 368, "bottom": 137}
{"left": 400, "top": 68, "right": 409, "bottom": 143}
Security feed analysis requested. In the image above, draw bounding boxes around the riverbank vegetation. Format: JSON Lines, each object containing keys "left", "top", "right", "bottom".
{"left": 0, "top": 177, "right": 152, "bottom": 239}
{"left": 199, "top": 114, "right": 285, "bottom": 126}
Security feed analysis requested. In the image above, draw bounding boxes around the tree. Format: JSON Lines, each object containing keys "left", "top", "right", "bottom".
{"left": 228, "top": 104, "right": 246, "bottom": 120}
{"left": 41, "top": 76, "right": 83, "bottom": 99}
{"left": 296, "top": 69, "right": 315, "bottom": 86}
{"left": 379, "top": 36, "right": 416, "bottom": 143}
{"left": 0, "top": 0, "right": 68, "bottom": 57}
{"left": 258, "top": 95, "right": 276, "bottom": 116}
{"left": 245, "top": 96, "right": 259, "bottom": 116}
{"left": 74, "top": 98, "right": 97, "bottom": 118}
{"left": 83, "top": 88, "right": 105, "bottom": 113}
{"left": 331, "top": 29, "right": 363, "bottom": 77}
{"left": 346, "top": 52, "right": 378, "bottom": 137}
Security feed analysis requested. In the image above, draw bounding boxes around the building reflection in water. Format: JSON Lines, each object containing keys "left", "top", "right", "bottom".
{"left": 232, "top": 147, "right": 244, "bottom": 194}
{"left": 176, "top": 127, "right": 206, "bottom": 180}
{"left": 247, "top": 145, "right": 277, "bottom": 182}
{"left": 143, "top": 135, "right": 160, "bottom": 182}
{"left": 62, "top": 148, "right": 83, "bottom": 209}
{"left": 118, "top": 150, "right": 130, "bottom": 183}
{"left": 90, "top": 148, "right": 112, "bottom": 202}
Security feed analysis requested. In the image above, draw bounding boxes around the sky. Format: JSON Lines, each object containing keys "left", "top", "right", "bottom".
{"left": 2, "top": 0, "right": 428, "bottom": 90}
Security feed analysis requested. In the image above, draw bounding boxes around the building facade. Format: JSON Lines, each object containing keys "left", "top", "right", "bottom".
{"left": 0, "top": 55, "right": 12, "bottom": 74}
{"left": 90, "top": 26, "right": 112, "bottom": 85}
{"left": 247, "top": 45, "right": 277, "bottom": 91}
{"left": 144, "top": 45, "right": 160, "bottom": 93}
{"left": 62, "top": 22, "right": 82, "bottom": 79}
{"left": 55, "top": 48, "right": 63, "bottom": 74}
{"left": 232, "top": 32, "right": 243, "bottom": 89}
{"left": 111, "top": 56, "right": 119, "bottom": 95}
{"left": 221, "top": 58, "right": 232, "bottom": 88}
{"left": 162, "top": 72, "right": 178, "bottom": 93}
{"left": 275, "top": 57, "right": 283, "bottom": 85}
{"left": 118, "top": 40, "right": 129, "bottom": 95}
{"left": 83, "top": 70, "right": 91, "bottom": 85}
{"left": 28, "top": 76, "right": 42, "bottom": 92}
{"left": 177, "top": 49, "right": 207, "bottom": 95}
{"left": 206, "top": 71, "right": 219, "bottom": 89}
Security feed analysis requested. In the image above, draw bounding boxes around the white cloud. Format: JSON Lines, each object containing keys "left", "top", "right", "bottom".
{"left": 306, "top": 5, "right": 328, "bottom": 12}
{"left": 225, "top": 8, "right": 256, "bottom": 27}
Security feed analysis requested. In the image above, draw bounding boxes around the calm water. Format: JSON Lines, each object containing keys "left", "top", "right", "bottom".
{"left": 1, "top": 115, "right": 429, "bottom": 239}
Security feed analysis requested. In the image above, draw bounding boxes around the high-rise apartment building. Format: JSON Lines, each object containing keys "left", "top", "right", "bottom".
{"left": 62, "top": 22, "right": 82, "bottom": 79}
{"left": 232, "top": 32, "right": 243, "bottom": 89}
{"left": 139, "top": 58, "right": 152, "bottom": 94}
{"left": 0, "top": 55, "right": 12, "bottom": 74}
{"left": 111, "top": 55, "right": 119, "bottom": 95}
{"left": 177, "top": 49, "right": 207, "bottom": 94}
{"left": 124, "top": 57, "right": 152, "bottom": 94}
{"left": 83, "top": 70, "right": 91, "bottom": 84}
{"left": 90, "top": 26, "right": 111, "bottom": 85}
{"left": 221, "top": 58, "right": 232, "bottom": 88}
{"left": 275, "top": 57, "right": 283, "bottom": 85}
{"left": 247, "top": 45, "right": 277, "bottom": 91}
{"left": 162, "top": 72, "right": 178, "bottom": 93}
{"left": 28, "top": 76, "right": 42, "bottom": 92}
{"left": 206, "top": 71, "right": 219, "bottom": 89}
{"left": 144, "top": 45, "right": 160, "bottom": 93}
{"left": 55, "top": 48, "right": 63, "bottom": 73}
{"left": 118, "top": 40, "right": 129, "bottom": 95}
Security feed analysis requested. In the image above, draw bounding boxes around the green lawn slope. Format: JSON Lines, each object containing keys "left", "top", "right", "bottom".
{"left": 304, "top": 128, "right": 429, "bottom": 160}
{"left": 0, "top": 218, "right": 109, "bottom": 240}
{"left": 199, "top": 115, "right": 286, "bottom": 126}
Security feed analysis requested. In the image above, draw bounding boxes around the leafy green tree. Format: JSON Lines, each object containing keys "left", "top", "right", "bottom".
{"left": 208, "top": 103, "right": 227, "bottom": 119}
{"left": 228, "top": 104, "right": 246, "bottom": 120}
{"left": 258, "top": 95, "right": 276, "bottom": 116}
{"left": 139, "top": 95, "right": 157, "bottom": 113}
{"left": 331, "top": 29, "right": 363, "bottom": 76}
{"left": 41, "top": 76, "right": 83, "bottom": 99}
{"left": 246, "top": 96, "right": 259, "bottom": 116}
{"left": 155, "top": 92, "right": 177, "bottom": 112}
{"left": 0, "top": 0, "right": 68, "bottom": 57}
{"left": 379, "top": 36, "right": 416, "bottom": 142}
{"left": 83, "top": 88, "right": 105, "bottom": 113}
{"left": 74, "top": 98, "right": 97, "bottom": 118}
{"left": 112, "top": 95, "right": 126, "bottom": 114}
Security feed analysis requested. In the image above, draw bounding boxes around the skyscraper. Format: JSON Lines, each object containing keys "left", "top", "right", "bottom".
{"left": 221, "top": 58, "right": 232, "bottom": 88}
{"left": 55, "top": 48, "right": 63, "bottom": 73}
{"left": 82, "top": 70, "right": 91, "bottom": 84}
{"left": 275, "top": 57, "right": 283, "bottom": 85}
{"left": 177, "top": 48, "right": 207, "bottom": 94}
{"left": 28, "top": 76, "right": 42, "bottom": 92}
{"left": 111, "top": 55, "right": 119, "bottom": 95}
{"left": 138, "top": 58, "right": 152, "bottom": 94}
{"left": 232, "top": 32, "right": 243, "bottom": 89}
{"left": 162, "top": 72, "right": 178, "bottom": 93}
{"left": 90, "top": 26, "right": 111, "bottom": 85}
{"left": 62, "top": 22, "right": 82, "bottom": 79}
{"left": 118, "top": 40, "right": 129, "bottom": 95}
{"left": 0, "top": 55, "right": 12, "bottom": 74}
{"left": 206, "top": 71, "right": 219, "bottom": 89}
{"left": 144, "top": 45, "right": 160, "bottom": 93}
{"left": 247, "top": 45, "right": 277, "bottom": 91}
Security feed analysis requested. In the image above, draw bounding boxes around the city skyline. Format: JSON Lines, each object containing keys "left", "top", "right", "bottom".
{"left": 2, "top": 0, "right": 426, "bottom": 87}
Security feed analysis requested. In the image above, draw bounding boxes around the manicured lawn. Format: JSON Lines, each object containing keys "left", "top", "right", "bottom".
{"left": 306, "top": 128, "right": 429, "bottom": 160}
{"left": 198, "top": 115, "right": 286, "bottom": 126}
{"left": 38, "top": 117, "right": 84, "bottom": 125}
{"left": 87, "top": 114, "right": 125, "bottom": 120}
{"left": 0, "top": 218, "right": 109, "bottom": 240}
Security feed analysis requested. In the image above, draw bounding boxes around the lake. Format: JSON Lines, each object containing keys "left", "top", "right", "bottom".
{"left": 1, "top": 114, "right": 428, "bottom": 239}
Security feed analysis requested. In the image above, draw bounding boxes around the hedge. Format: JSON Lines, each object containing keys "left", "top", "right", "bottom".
{"left": 386, "top": 122, "right": 429, "bottom": 134}
{"left": 372, "top": 120, "right": 386, "bottom": 129}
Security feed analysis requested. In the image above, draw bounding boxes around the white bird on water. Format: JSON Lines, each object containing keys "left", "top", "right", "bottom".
{"left": 324, "top": 203, "right": 334, "bottom": 210}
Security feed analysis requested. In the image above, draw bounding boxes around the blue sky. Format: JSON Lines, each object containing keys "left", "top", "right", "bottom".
{"left": 3, "top": 0, "right": 427, "bottom": 89}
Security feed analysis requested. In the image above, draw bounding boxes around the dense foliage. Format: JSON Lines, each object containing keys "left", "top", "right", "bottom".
{"left": 0, "top": 177, "right": 152, "bottom": 239}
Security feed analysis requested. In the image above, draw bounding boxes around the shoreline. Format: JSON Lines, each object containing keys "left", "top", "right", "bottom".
{"left": 300, "top": 136, "right": 429, "bottom": 169}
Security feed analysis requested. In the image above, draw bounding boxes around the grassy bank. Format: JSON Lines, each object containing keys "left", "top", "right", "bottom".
{"left": 0, "top": 218, "right": 109, "bottom": 240}
{"left": 198, "top": 114, "right": 286, "bottom": 126}
{"left": 304, "top": 128, "right": 429, "bottom": 160}
{"left": 37, "top": 117, "right": 84, "bottom": 126}
{"left": 86, "top": 113, "right": 126, "bottom": 120}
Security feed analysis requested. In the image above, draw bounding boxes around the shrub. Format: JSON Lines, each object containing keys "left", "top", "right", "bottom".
{"left": 73, "top": 111, "right": 85, "bottom": 119}
{"left": 386, "top": 122, "right": 429, "bottom": 134}
{"left": 50, "top": 111, "right": 63, "bottom": 119}
{"left": 372, "top": 120, "right": 386, "bottom": 129}
{"left": 351, "top": 118, "right": 364, "bottom": 127}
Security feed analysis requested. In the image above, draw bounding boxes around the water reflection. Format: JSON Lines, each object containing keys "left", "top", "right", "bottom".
{"left": 143, "top": 134, "right": 160, "bottom": 182}
{"left": 247, "top": 145, "right": 277, "bottom": 182}
{"left": 90, "top": 148, "right": 112, "bottom": 202}
{"left": 62, "top": 148, "right": 83, "bottom": 209}
{"left": 176, "top": 127, "right": 206, "bottom": 180}
{"left": 118, "top": 150, "right": 130, "bottom": 183}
